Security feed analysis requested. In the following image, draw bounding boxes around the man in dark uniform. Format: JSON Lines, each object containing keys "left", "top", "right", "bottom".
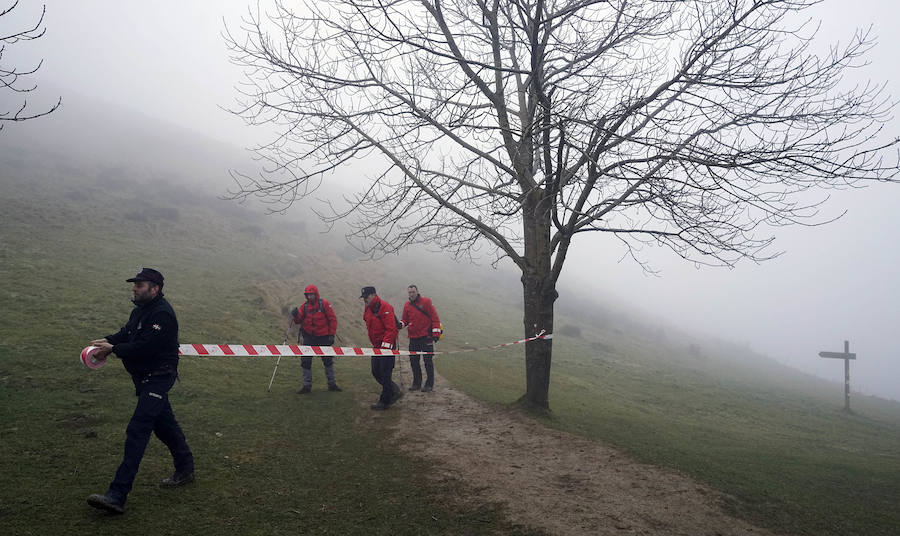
{"left": 86, "top": 268, "right": 194, "bottom": 514}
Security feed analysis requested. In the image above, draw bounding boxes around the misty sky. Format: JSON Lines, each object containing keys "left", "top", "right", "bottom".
{"left": 4, "top": 0, "right": 900, "bottom": 401}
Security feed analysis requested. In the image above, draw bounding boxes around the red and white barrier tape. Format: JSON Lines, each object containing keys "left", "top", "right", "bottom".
{"left": 178, "top": 331, "right": 551, "bottom": 357}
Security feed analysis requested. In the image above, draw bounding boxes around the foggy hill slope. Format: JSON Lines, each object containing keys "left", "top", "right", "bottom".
{"left": 2, "top": 95, "right": 897, "bottom": 419}
{"left": 0, "top": 93, "right": 860, "bottom": 391}
{"left": 2, "top": 95, "right": 898, "bottom": 424}
{"left": 3, "top": 104, "right": 900, "bottom": 535}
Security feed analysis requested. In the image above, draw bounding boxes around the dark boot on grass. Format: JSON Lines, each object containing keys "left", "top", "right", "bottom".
{"left": 87, "top": 493, "right": 125, "bottom": 514}
{"left": 160, "top": 471, "right": 194, "bottom": 488}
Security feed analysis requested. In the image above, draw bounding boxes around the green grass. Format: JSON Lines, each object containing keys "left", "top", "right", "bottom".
{"left": 0, "top": 168, "right": 544, "bottom": 536}
{"left": 3, "top": 152, "right": 900, "bottom": 536}
{"left": 438, "top": 329, "right": 900, "bottom": 536}
{"left": 0, "top": 348, "right": 543, "bottom": 535}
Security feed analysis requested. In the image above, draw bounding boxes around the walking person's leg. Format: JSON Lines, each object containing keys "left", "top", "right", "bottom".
{"left": 423, "top": 354, "right": 435, "bottom": 391}
{"left": 92, "top": 376, "right": 173, "bottom": 511}
{"left": 154, "top": 395, "right": 194, "bottom": 485}
{"left": 371, "top": 357, "right": 389, "bottom": 409}
{"left": 408, "top": 338, "right": 423, "bottom": 391}
{"left": 384, "top": 356, "right": 399, "bottom": 404}
{"left": 322, "top": 356, "right": 341, "bottom": 391}
{"left": 299, "top": 356, "right": 313, "bottom": 393}
{"left": 416, "top": 337, "right": 435, "bottom": 391}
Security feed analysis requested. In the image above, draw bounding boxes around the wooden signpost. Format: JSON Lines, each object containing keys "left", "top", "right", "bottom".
{"left": 818, "top": 340, "right": 856, "bottom": 412}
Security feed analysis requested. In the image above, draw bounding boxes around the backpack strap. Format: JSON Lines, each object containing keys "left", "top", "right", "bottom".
{"left": 301, "top": 299, "right": 326, "bottom": 319}
{"left": 371, "top": 300, "right": 401, "bottom": 329}
{"left": 410, "top": 299, "right": 430, "bottom": 319}
{"left": 411, "top": 298, "right": 442, "bottom": 337}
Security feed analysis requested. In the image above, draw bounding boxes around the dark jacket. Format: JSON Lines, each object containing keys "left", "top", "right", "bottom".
{"left": 292, "top": 284, "right": 337, "bottom": 337}
{"left": 106, "top": 293, "right": 179, "bottom": 377}
{"left": 401, "top": 295, "right": 441, "bottom": 339}
{"left": 364, "top": 295, "right": 398, "bottom": 348}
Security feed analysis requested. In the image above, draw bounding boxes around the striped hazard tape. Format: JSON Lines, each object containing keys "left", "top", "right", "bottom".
{"left": 178, "top": 331, "right": 551, "bottom": 357}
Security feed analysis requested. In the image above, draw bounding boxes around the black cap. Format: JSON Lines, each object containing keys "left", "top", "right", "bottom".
{"left": 126, "top": 267, "right": 164, "bottom": 287}
{"left": 359, "top": 286, "right": 377, "bottom": 298}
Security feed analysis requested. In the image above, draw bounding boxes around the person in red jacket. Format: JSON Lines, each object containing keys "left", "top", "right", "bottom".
{"left": 401, "top": 284, "right": 441, "bottom": 392}
{"left": 361, "top": 286, "right": 401, "bottom": 410}
{"left": 289, "top": 284, "right": 341, "bottom": 394}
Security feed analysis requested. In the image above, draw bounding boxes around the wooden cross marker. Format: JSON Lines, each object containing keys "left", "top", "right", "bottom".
{"left": 818, "top": 340, "right": 857, "bottom": 412}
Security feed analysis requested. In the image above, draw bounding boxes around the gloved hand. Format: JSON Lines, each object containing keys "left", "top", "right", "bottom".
{"left": 290, "top": 307, "right": 299, "bottom": 320}
{"left": 399, "top": 320, "right": 407, "bottom": 328}
{"left": 431, "top": 336, "right": 440, "bottom": 343}
{"left": 326, "top": 335, "right": 335, "bottom": 346}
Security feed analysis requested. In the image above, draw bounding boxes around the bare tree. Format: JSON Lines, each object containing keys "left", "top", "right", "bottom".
{"left": 1, "top": 1, "right": 59, "bottom": 131}
{"left": 226, "top": 0, "right": 899, "bottom": 410}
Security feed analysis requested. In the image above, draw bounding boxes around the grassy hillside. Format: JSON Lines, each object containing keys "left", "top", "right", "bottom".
{"left": 2, "top": 123, "right": 899, "bottom": 535}
{"left": 0, "top": 156, "right": 545, "bottom": 535}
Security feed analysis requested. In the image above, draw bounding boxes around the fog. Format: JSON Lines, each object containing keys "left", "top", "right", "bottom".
{"left": 561, "top": 1, "right": 900, "bottom": 402}
{"left": 4, "top": 1, "right": 899, "bottom": 401}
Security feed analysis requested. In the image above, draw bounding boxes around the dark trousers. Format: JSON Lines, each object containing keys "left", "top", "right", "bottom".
{"left": 409, "top": 337, "right": 435, "bottom": 387}
{"left": 108, "top": 374, "right": 193, "bottom": 502}
{"left": 370, "top": 356, "right": 396, "bottom": 405}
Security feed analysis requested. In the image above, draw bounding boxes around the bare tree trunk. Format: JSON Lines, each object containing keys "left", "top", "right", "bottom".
{"left": 519, "top": 190, "right": 556, "bottom": 411}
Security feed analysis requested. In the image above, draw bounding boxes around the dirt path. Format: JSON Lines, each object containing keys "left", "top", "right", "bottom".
{"left": 376, "top": 368, "right": 778, "bottom": 536}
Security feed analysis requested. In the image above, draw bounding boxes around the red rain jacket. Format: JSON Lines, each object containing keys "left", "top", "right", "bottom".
{"left": 363, "top": 295, "right": 398, "bottom": 349}
{"left": 292, "top": 284, "right": 337, "bottom": 336}
{"left": 401, "top": 296, "right": 441, "bottom": 339}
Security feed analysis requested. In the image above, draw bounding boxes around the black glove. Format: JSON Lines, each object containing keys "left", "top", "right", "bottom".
{"left": 290, "top": 307, "right": 299, "bottom": 319}
{"left": 326, "top": 335, "right": 335, "bottom": 346}
{"left": 432, "top": 336, "right": 440, "bottom": 343}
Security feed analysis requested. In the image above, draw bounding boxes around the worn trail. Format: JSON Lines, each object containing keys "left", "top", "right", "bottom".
{"left": 376, "top": 368, "right": 778, "bottom": 536}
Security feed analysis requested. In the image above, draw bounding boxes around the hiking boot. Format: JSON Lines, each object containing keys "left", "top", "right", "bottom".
{"left": 328, "top": 384, "right": 342, "bottom": 392}
{"left": 87, "top": 493, "right": 125, "bottom": 514}
{"left": 421, "top": 385, "right": 433, "bottom": 393}
{"left": 160, "top": 471, "right": 195, "bottom": 487}
{"left": 370, "top": 402, "right": 388, "bottom": 410}
{"left": 297, "top": 385, "right": 312, "bottom": 394}
{"left": 408, "top": 384, "right": 421, "bottom": 392}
